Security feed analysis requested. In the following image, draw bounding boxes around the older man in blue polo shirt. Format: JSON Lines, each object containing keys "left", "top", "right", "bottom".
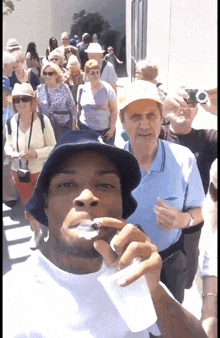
{"left": 119, "top": 80, "right": 205, "bottom": 303}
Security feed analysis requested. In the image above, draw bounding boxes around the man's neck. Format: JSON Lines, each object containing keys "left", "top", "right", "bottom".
{"left": 130, "top": 141, "right": 159, "bottom": 173}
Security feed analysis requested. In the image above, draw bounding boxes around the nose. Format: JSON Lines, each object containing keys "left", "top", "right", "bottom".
{"left": 139, "top": 115, "right": 149, "bottom": 128}
{"left": 73, "top": 189, "right": 99, "bottom": 209}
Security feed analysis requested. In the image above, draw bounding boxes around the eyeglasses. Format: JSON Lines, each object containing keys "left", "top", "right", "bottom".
{"left": 89, "top": 70, "right": 100, "bottom": 76}
{"left": 13, "top": 96, "right": 31, "bottom": 104}
{"left": 43, "top": 71, "right": 55, "bottom": 76}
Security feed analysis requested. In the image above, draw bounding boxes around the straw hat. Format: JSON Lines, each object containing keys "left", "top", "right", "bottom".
{"left": 7, "top": 83, "right": 35, "bottom": 103}
{"left": 85, "top": 43, "right": 105, "bottom": 54}
{"left": 6, "top": 38, "right": 22, "bottom": 51}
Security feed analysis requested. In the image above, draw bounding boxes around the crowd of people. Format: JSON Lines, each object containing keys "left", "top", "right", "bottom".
{"left": 3, "top": 32, "right": 217, "bottom": 338}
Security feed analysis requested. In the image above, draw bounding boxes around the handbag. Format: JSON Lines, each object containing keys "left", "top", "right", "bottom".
{"left": 16, "top": 112, "right": 34, "bottom": 183}
{"left": 45, "top": 84, "right": 72, "bottom": 140}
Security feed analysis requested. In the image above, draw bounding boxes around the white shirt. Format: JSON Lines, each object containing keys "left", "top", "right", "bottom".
{"left": 3, "top": 251, "right": 161, "bottom": 337}
{"left": 4, "top": 113, "right": 56, "bottom": 173}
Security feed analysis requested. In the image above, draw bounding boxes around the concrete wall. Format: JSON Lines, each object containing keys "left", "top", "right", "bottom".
{"left": 3, "top": 0, "right": 125, "bottom": 57}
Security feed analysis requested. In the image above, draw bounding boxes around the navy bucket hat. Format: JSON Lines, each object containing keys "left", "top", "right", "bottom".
{"left": 26, "top": 130, "right": 141, "bottom": 226}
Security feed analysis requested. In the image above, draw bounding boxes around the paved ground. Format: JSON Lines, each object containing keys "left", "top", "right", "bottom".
{"left": 3, "top": 76, "right": 217, "bottom": 320}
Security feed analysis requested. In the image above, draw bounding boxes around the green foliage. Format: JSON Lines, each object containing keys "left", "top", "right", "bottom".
{"left": 70, "top": 10, "right": 111, "bottom": 40}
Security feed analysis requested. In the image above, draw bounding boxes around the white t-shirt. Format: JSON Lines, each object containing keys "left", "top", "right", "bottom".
{"left": 3, "top": 251, "right": 161, "bottom": 337}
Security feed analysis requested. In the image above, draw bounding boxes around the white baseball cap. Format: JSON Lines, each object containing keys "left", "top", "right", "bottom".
{"left": 85, "top": 43, "right": 105, "bottom": 54}
{"left": 119, "top": 80, "right": 164, "bottom": 110}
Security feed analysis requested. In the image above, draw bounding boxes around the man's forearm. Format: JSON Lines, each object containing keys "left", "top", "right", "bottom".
{"left": 152, "top": 283, "right": 208, "bottom": 338}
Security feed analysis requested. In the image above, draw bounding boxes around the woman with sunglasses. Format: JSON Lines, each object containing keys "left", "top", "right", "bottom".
{"left": 4, "top": 83, "right": 56, "bottom": 249}
{"left": 9, "top": 50, "right": 40, "bottom": 90}
{"left": 64, "top": 55, "right": 84, "bottom": 103}
{"left": 77, "top": 59, "right": 118, "bottom": 144}
{"left": 37, "top": 61, "right": 77, "bottom": 141}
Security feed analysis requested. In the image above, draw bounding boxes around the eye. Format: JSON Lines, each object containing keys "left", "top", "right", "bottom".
{"left": 147, "top": 112, "right": 157, "bottom": 120}
{"left": 58, "top": 182, "right": 77, "bottom": 189}
{"left": 130, "top": 114, "right": 141, "bottom": 121}
{"left": 97, "top": 183, "right": 115, "bottom": 190}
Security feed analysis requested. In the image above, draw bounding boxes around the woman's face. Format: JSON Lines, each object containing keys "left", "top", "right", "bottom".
{"left": 43, "top": 66, "right": 57, "bottom": 85}
{"left": 15, "top": 56, "right": 25, "bottom": 71}
{"left": 68, "top": 60, "right": 80, "bottom": 73}
{"left": 86, "top": 68, "right": 100, "bottom": 83}
{"left": 13, "top": 95, "right": 32, "bottom": 114}
{"left": 50, "top": 56, "right": 62, "bottom": 67}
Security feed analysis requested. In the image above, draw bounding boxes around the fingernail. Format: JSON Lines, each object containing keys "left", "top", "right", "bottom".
{"left": 117, "top": 277, "right": 127, "bottom": 286}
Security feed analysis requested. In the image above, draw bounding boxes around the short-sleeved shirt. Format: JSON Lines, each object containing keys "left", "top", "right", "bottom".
{"left": 77, "top": 81, "right": 116, "bottom": 130}
{"left": 160, "top": 125, "right": 217, "bottom": 194}
{"left": 9, "top": 70, "right": 40, "bottom": 90}
{"left": 100, "top": 61, "right": 118, "bottom": 84}
{"left": 125, "top": 140, "right": 205, "bottom": 251}
{"left": 37, "top": 83, "right": 76, "bottom": 123}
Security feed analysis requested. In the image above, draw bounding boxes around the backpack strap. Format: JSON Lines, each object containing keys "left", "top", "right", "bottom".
{"left": 6, "top": 116, "right": 13, "bottom": 135}
{"left": 38, "top": 113, "right": 45, "bottom": 132}
{"left": 100, "top": 60, "right": 107, "bottom": 76}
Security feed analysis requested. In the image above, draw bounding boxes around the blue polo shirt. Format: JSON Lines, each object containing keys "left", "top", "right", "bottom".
{"left": 125, "top": 140, "right": 205, "bottom": 251}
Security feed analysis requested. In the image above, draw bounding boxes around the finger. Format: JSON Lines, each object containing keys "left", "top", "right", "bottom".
{"left": 93, "top": 239, "right": 118, "bottom": 268}
{"left": 157, "top": 198, "right": 172, "bottom": 209}
{"left": 93, "top": 217, "right": 127, "bottom": 230}
{"left": 112, "top": 223, "right": 150, "bottom": 256}
{"left": 118, "top": 251, "right": 162, "bottom": 287}
{"left": 154, "top": 205, "right": 174, "bottom": 218}
{"left": 118, "top": 241, "right": 157, "bottom": 270}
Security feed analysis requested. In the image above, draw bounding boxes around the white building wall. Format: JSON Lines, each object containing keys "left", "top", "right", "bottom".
{"left": 126, "top": 0, "right": 217, "bottom": 90}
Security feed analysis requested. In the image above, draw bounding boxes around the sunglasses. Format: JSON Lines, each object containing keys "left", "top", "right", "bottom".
{"left": 13, "top": 96, "right": 31, "bottom": 104}
{"left": 89, "top": 70, "right": 100, "bottom": 76}
{"left": 50, "top": 58, "right": 59, "bottom": 62}
{"left": 43, "top": 71, "right": 55, "bottom": 76}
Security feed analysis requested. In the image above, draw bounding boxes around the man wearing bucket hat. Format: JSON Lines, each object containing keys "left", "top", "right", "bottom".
{"left": 5, "top": 38, "right": 22, "bottom": 53}
{"left": 3, "top": 129, "right": 207, "bottom": 337}
{"left": 119, "top": 80, "right": 205, "bottom": 303}
{"left": 85, "top": 42, "right": 118, "bottom": 94}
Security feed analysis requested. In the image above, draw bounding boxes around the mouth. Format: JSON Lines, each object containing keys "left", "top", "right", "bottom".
{"left": 68, "top": 219, "right": 102, "bottom": 240}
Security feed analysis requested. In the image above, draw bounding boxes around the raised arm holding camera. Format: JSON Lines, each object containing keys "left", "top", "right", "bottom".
{"left": 159, "top": 85, "right": 217, "bottom": 292}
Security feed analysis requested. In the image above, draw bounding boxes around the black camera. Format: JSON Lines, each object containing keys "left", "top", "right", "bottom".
{"left": 185, "top": 89, "right": 208, "bottom": 104}
{"left": 17, "top": 168, "right": 31, "bottom": 183}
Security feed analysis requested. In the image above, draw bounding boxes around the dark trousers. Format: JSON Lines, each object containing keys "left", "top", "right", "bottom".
{"left": 159, "top": 222, "right": 204, "bottom": 304}
{"left": 159, "top": 237, "right": 187, "bottom": 304}
{"left": 77, "top": 120, "right": 115, "bottom": 145}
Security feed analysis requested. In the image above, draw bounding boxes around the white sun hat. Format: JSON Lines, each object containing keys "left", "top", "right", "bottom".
{"left": 7, "top": 83, "right": 35, "bottom": 103}
{"left": 85, "top": 43, "right": 105, "bottom": 54}
{"left": 6, "top": 38, "right": 22, "bottom": 51}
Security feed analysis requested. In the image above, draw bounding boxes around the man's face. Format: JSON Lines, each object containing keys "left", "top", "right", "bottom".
{"left": 122, "top": 99, "right": 163, "bottom": 149}
{"left": 61, "top": 34, "right": 69, "bottom": 47}
{"left": 4, "top": 62, "right": 16, "bottom": 76}
{"left": 88, "top": 53, "right": 103, "bottom": 64}
{"left": 168, "top": 103, "right": 198, "bottom": 127}
{"left": 46, "top": 151, "right": 122, "bottom": 258}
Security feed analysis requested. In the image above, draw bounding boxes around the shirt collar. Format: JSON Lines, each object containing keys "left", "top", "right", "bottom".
{"left": 125, "top": 139, "right": 166, "bottom": 173}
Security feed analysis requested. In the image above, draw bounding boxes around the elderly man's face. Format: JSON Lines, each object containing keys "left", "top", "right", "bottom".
{"left": 168, "top": 103, "right": 198, "bottom": 127}
{"left": 61, "top": 34, "right": 69, "bottom": 47}
{"left": 122, "top": 99, "right": 162, "bottom": 150}
{"left": 4, "top": 62, "right": 16, "bottom": 77}
{"left": 46, "top": 151, "right": 122, "bottom": 257}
